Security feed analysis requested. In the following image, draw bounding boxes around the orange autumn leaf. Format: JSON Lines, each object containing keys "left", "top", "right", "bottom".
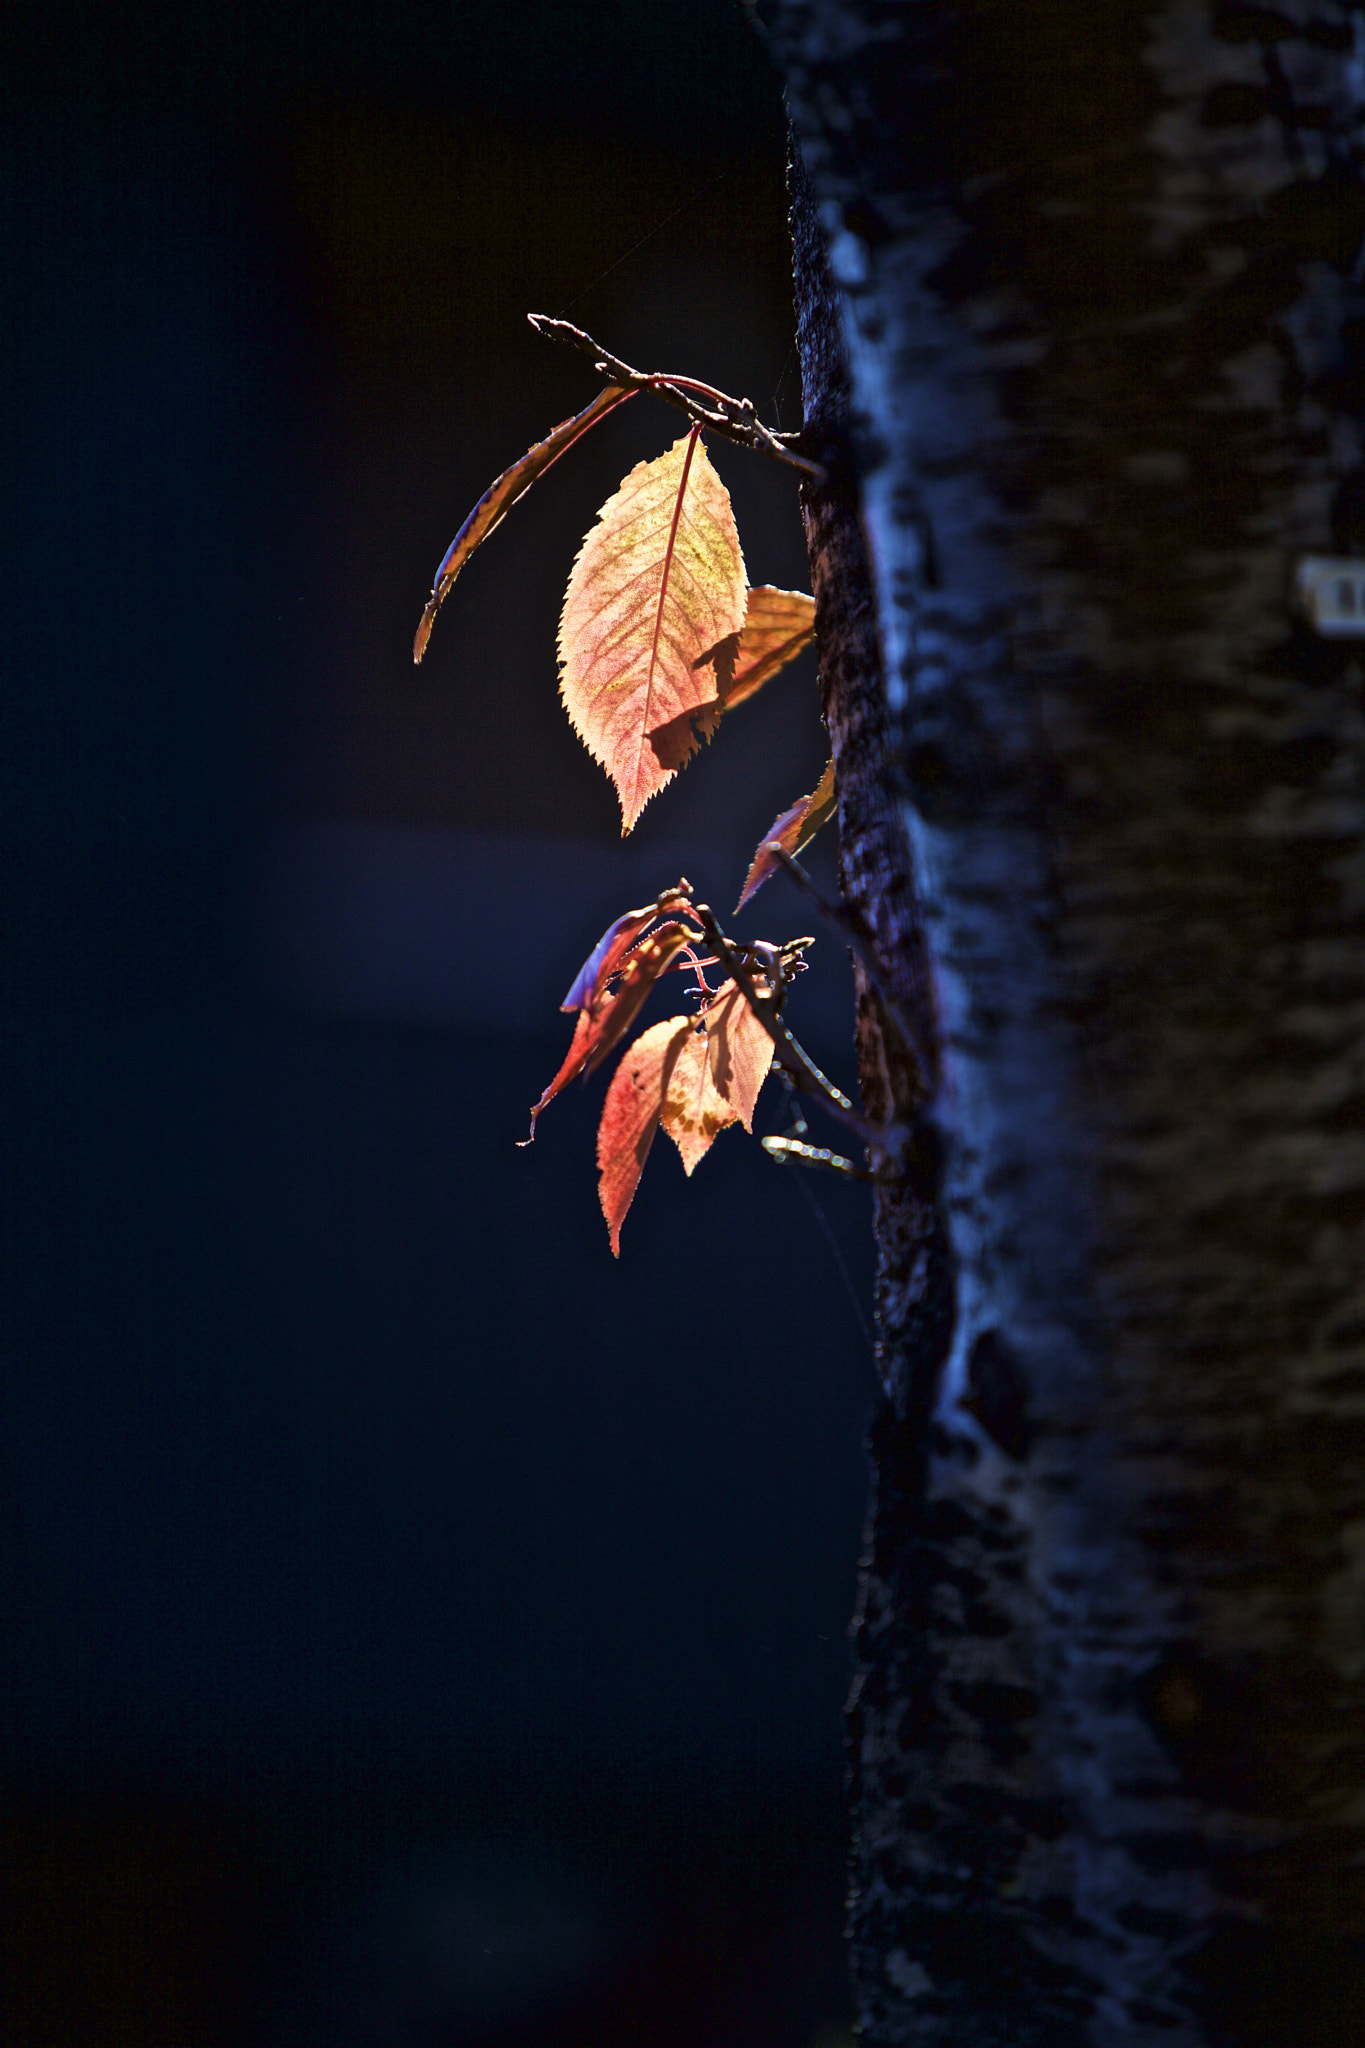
{"left": 559, "top": 430, "right": 748, "bottom": 834}
{"left": 735, "top": 757, "right": 837, "bottom": 911}
{"left": 723, "top": 586, "right": 817, "bottom": 711}
{"left": 413, "top": 383, "right": 635, "bottom": 663}
{"left": 597, "top": 1015, "right": 697, "bottom": 1257}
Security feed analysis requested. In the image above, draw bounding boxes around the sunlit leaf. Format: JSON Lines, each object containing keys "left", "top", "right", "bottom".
{"left": 413, "top": 383, "right": 634, "bottom": 663}
{"left": 559, "top": 430, "right": 748, "bottom": 833}
{"left": 722, "top": 585, "right": 816, "bottom": 711}
{"left": 735, "top": 757, "right": 836, "bottom": 911}
{"left": 597, "top": 1014, "right": 696, "bottom": 1257}
{"left": 522, "top": 916, "right": 699, "bottom": 1142}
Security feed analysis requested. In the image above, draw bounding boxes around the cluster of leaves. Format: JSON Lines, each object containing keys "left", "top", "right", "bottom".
{"left": 514, "top": 881, "right": 809, "bottom": 1254}
{"left": 414, "top": 330, "right": 842, "bottom": 1250}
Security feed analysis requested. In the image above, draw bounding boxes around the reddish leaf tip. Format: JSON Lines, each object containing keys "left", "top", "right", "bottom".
{"left": 416, "top": 383, "right": 635, "bottom": 666}
{"left": 413, "top": 597, "right": 439, "bottom": 664}
{"left": 735, "top": 759, "right": 836, "bottom": 912}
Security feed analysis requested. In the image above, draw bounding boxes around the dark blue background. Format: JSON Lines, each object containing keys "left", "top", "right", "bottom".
{"left": 1, "top": 4, "right": 875, "bottom": 2039}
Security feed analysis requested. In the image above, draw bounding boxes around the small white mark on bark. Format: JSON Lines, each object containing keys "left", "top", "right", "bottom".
{"left": 828, "top": 229, "right": 869, "bottom": 290}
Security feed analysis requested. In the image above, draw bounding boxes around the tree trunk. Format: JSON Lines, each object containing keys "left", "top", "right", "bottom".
{"left": 761, "top": 1, "right": 1365, "bottom": 2041}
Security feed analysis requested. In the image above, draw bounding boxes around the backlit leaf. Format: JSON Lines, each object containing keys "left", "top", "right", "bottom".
{"left": 413, "top": 383, "right": 634, "bottom": 663}
{"left": 735, "top": 757, "right": 836, "bottom": 911}
{"left": 559, "top": 430, "right": 748, "bottom": 833}
{"left": 597, "top": 1015, "right": 696, "bottom": 1257}
{"left": 722, "top": 585, "right": 817, "bottom": 711}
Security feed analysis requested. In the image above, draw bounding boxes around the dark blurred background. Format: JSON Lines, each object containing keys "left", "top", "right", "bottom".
{"left": 1, "top": 1, "right": 875, "bottom": 2041}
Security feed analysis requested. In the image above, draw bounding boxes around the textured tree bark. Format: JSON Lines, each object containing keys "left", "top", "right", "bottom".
{"left": 761, "top": 1, "right": 1365, "bottom": 2042}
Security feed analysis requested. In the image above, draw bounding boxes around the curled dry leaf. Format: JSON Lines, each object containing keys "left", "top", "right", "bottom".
{"left": 559, "top": 885, "right": 694, "bottom": 1013}
{"left": 522, "top": 895, "right": 701, "bottom": 1142}
{"left": 413, "top": 383, "right": 634, "bottom": 663}
{"left": 735, "top": 757, "right": 837, "bottom": 912}
{"left": 559, "top": 430, "right": 748, "bottom": 833}
{"left": 721, "top": 585, "right": 816, "bottom": 711}
{"left": 577, "top": 922, "right": 698, "bottom": 1082}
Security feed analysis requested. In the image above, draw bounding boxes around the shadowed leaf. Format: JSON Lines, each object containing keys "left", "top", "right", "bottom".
{"left": 700, "top": 979, "right": 776, "bottom": 1131}
{"left": 721, "top": 585, "right": 816, "bottom": 711}
{"left": 660, "top": 1020, "right": 736, "bottom": 1175}
{"left": 559, "top": 431, "right": 748, "bottom": 833}
{"left": 414, "top": 383, "right": 634, "bottom": 663}
{"left": 735, "top": 757, "right": 836, "bottom": 911}
{"left": 597, "top": 1015, "right": 696, "bottom": 1257}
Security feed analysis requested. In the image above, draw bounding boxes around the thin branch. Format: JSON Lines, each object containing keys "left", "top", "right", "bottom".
{"left": 763, "top": 1135, "right": 872, "bottom": 1178}
{"left": 763, "top": 1075, "right": 895, "bottom": 1186}
{"left": 528, "top": 315, "right": 829, "bottom": 484}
